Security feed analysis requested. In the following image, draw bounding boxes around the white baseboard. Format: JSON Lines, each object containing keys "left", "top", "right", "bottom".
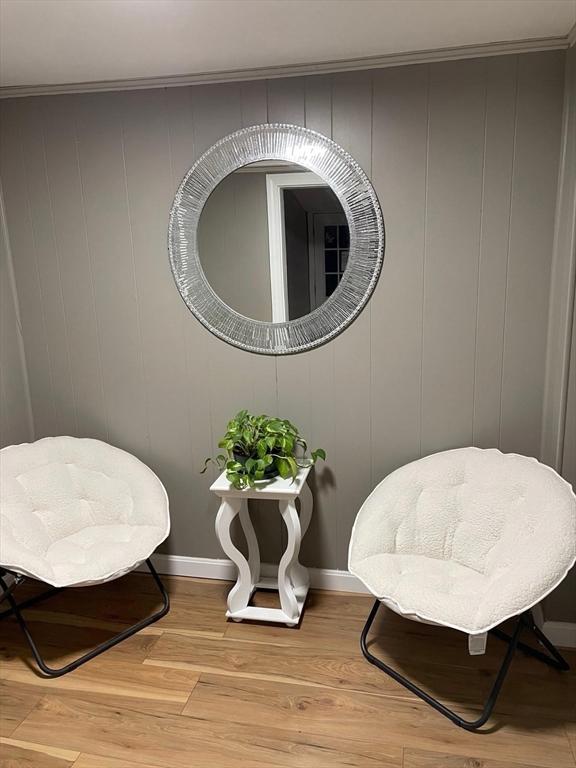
{"left": 542, "top": 620, "right": 576, "bottom": 649}
{"left": 141, "top": 553, "right": 575, "bottom": 648}
{"left": 144, "top": 554, "right": 238, "bottom": 582}
{"left": 142, "top": 552, "right": 370, "bottom": 594}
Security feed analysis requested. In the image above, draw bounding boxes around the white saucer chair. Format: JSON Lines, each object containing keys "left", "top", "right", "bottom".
{"left": 349, "top": 447, "right": 575, "bottom": 731}
{"left": 0, "top": 436, "right": 170, "bottom": 677}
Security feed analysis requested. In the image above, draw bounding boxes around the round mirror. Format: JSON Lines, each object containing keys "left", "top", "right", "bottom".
{"left": 169, "top": 124, "right": 384, "bottom": 354}
{"left": 198, "top": 161, "right": 350, "bottom": 323}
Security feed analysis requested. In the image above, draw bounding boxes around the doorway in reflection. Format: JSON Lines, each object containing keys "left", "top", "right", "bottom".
{"left": 197, "top": 161, "right": 350, "bottom": 323}
{"left": 283, "top": 187, "right": 348, "bottom": 320}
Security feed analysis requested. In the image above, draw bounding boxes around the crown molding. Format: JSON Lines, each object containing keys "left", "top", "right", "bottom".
{"left": 568, "top": 22, "right": 576, "bottom": 47}
{"left": 0, "top": 33, "right": 571, "bottom": 99}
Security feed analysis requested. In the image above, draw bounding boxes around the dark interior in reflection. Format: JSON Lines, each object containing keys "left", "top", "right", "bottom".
{"left": 284, "top": 186, "right": 349, "bottom": 320}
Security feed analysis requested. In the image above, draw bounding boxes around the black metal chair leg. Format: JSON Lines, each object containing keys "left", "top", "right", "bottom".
{"left": 0, "top": 559, "right": 169, "bottom": 678}
{"left": 528, "top": 617, "right": 571, "bottom": 670}
{"left": 359, "top": 599, "right": 564, "bottom": 732}
{"left": 491, "top": 614, "right": 570, "bottom": 671}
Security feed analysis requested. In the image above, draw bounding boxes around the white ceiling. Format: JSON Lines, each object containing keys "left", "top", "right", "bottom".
{"left": 1, "top": 0, "right": 575, "bottom": 89}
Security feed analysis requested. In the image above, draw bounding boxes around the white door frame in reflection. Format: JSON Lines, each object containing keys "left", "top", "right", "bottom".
{"left": 265, "top": 171, "right": 328, "bottom": 323}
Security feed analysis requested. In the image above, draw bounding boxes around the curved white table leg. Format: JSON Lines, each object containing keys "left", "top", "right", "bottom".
{"left": 278, "top": 499, "right": 301, "bottom": 622}
{"left": 299, "top": 482, "right": 313, "bottom": 538}
{"left": 215, "top": 498, "right": 252, "bottom": 616}
{"left": 290, "top": 482, "right": 312, "bottom": 591}
{"left": 239, "top": 500, "right": 260, "bottom": 587}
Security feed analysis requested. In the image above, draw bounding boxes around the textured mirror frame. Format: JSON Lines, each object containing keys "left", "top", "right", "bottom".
{"left": 168, "top": 124, "right": 384, "bottom": 355}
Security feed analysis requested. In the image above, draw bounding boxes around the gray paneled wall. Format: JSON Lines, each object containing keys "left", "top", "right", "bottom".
{"left": 0, "top": 53, "right": 566, "bottom": 576}
{"left": 547, "top": 303, "right": 576, "bottom": 621}
{"left": 0, "top": 192, "right": 33, "bottom": 448}
{"left": 543, "top": 43, "right": 576, "bottom": 623}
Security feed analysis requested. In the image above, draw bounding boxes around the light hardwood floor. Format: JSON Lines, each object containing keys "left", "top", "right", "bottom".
{"left": 0, "top": 573, "right": 574, "bottom": 768}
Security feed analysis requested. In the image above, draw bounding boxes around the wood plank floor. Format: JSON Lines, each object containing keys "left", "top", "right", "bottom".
{"left": 0, "top": 573, "right": 574, "bottom": 768}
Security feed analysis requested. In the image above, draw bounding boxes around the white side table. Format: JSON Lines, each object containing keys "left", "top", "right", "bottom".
{"left": 211, "top": 465, "right": 313, "bottom": 626}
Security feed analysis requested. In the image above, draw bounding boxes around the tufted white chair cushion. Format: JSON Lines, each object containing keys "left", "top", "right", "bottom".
{"left": 0, "top": 437, "right": 170, "bottom": 587}
{"left": 349, "top": 448, "right": 576, "bottom": 634}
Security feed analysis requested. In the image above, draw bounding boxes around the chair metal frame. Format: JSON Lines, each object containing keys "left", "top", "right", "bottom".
{"left": 360, "top": 599, "right": 570, "bottom": 731}
{"left": 0, "top": 558, "right": 169, "bottom": 678}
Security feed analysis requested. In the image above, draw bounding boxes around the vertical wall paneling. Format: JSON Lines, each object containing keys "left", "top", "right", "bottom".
{"left": 472, "top": 57, "right": 517, "bottom": 448}
{"left": 563, "top": 319, "right": 576, "bottom": 484}
{"left": 240, "top": 80, "right": 268, "bottom": 127}
{"left": 546, "top": 301, "right": 575, "bottom": 623}
{"left": 42, "top": 95, "right": 109, "bottom": 442}
{"left": 541, "top": 44, "right": 576, "bottom": 473}
{"left": 421, "top": 58, "right": 486, "bottom": 456}
{"left": 0, "top": 184, "right": 33, "bottom": 447}
{"left": 546, "top": 311, "right": 576, "bottom": 622}
{"left": 304, "top": 75, "right": 332, "bottom": 137}
{"left": 0, "top": 52, "right": 567, "bottom": 586}
{"left": 74, "top": 92, "right": 151, "bottom": 459}
{"left": 542, "top": 45, "right": 576, "bottom": 624}
{"left": 120, "top": 88, "right": 199, "bottom": 556}
{"left": 266, "top": 77, "right": 305, "bottom": 126}
{"left": 0, "top": 99, "right": 58, "bottom": 438}
{"left": 370, "top": 64, "right": 428, "bottom": 482}
{"left": 500, "top": 52, "right": 564, "bottom": 456}
{"left": 163, "top": 85, "right": 217, "bottom": 557}
{"left": 18, "top": 98, "right": 77, "bottom": 437}
{"left": 331, "top": 70, "right": 374, "bottom": 565}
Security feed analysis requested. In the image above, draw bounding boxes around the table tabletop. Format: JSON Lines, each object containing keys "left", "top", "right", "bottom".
{"left": 210, "top": 464, "right": 311, "bottom": 500}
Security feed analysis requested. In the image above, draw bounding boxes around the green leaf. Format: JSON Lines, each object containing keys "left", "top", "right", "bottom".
{"left": 227, "top": 472, "right": 243, "bottom": 489}
{"left": 276, "top": 457, "right": 292, "bottom": 479}
{"left": 286, "top": 456, "right": 298, "bottom": 478}
{"left": 311, "top": 448, "right": 326, "bottom": 462}
{"left": 276, "top": 456, "right": 298, "bottom": 480}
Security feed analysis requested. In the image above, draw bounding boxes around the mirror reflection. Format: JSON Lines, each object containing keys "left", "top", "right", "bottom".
{"left": 198, "top": 161, "right": 350, "bottom": 322}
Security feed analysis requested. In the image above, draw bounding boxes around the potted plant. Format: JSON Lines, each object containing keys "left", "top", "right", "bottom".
{"left": 202, "top": 410, "right": 325, "bottom": 489}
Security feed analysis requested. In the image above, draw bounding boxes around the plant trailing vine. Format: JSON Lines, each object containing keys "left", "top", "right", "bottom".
{"left": 202, "top": 410, "right": 325, "bottom": 489}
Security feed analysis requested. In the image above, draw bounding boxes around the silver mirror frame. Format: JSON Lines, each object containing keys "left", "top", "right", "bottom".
{"left": 168, "top": 124, "right": 384, "bottom": 355}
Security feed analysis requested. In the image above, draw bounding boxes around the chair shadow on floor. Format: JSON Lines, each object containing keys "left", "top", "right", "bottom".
{"left": 364, "top": 605, "right": 575, "bottom": 734}
{"left": 0, "top": 571, "right": 171, "bottom": 676}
